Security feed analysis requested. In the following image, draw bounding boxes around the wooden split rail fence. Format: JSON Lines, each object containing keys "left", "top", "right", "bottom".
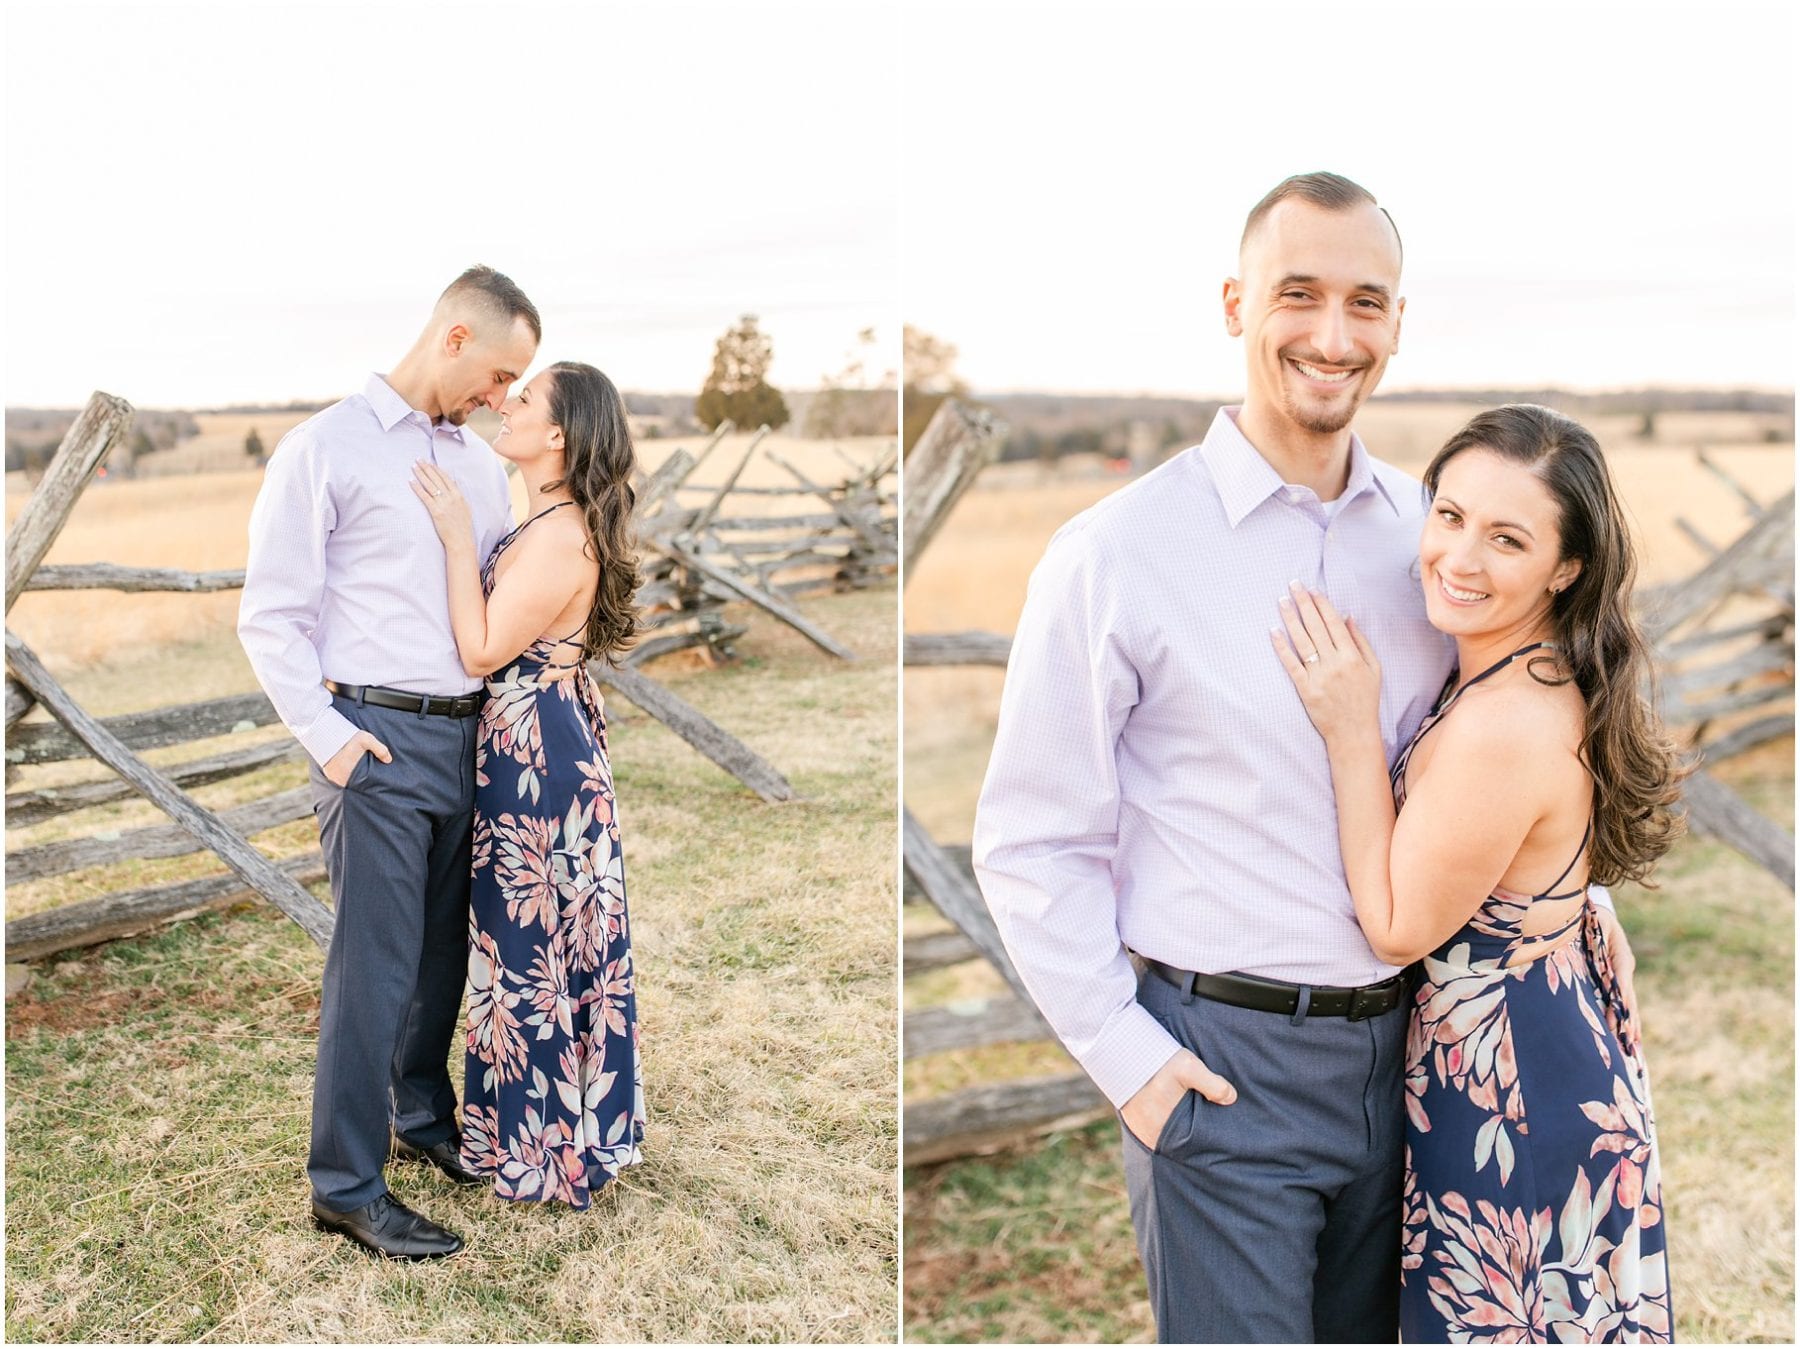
{"left": 5, "top": 395, "right": 897, "bottom": 964}
{"left": 902, "top": 399, "right": 1795, "bottom": 1165}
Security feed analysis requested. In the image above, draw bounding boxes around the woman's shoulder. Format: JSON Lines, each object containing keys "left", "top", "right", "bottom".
{"left": 1442, "top": 666, "right": 1585, "bottom": 763}
{"left": 515, "top": 505, "right": 591, "bottom": 554}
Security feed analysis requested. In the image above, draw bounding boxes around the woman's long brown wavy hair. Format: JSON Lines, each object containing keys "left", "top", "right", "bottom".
{"left": 1423, "top": 404, "right": 1685, "bottom": 887}
{"left": 543, "top": 361, "right": 640, "bottom": 664}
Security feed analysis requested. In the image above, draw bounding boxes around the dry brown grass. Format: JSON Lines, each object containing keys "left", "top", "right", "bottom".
{"left": 5, "top": 499, "right": 898, "bottom": 1341}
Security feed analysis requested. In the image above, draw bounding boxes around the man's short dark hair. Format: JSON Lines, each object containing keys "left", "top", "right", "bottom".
{"left": 440, "top": 265, "right": 542, "bottom": 344}
{"left": 1241, "top": 172, "right": 1402, "bottom": 261}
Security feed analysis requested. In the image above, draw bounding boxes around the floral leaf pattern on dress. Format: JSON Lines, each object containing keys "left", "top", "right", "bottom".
{"left": 459, "top": 510, "right": 645, "bottom": 1210}
{"left": 1392, "top": 663, "right": 1673, "bottom": 1342}
{"left": 1404, "top": 901, "right": 1673, "bottom": 1342}
{"left": 1419, "top": 1191, "right": 1553, "bottom": 1341}
{"left": 1409, "top": 946, "right": 1525, "bottom": 1144}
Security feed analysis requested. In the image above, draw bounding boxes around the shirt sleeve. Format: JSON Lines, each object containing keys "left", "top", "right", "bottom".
{"left": 971, "top": 525, "right": 1181, "bottom": 1108}
{"left": 236, "top": 428, "right": 357, "bottom": 767}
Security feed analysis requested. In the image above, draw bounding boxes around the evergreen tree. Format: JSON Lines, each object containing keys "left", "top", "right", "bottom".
{"left": 696, "top": 315, "right": 790, "bottom": 432}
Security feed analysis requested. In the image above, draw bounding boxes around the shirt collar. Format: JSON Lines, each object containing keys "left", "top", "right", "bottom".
{"left": 1200, "top": 406, "right": 1399, "bottom": 527}
{"left": 363, "top": 372, "right": 470, "bottom": 443}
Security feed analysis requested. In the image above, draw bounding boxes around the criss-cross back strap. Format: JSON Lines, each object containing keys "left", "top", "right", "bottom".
{"left": 490, "top": 500, "right": 593, "bottom": 667}
{"left": 539, "top": 607, "right": 592, "bottom": 671}
{"left": 541, "top": 636, "right": 590, "bottom": 672}
{"left": 1538, "top": 818, "right": 1593, "bottom": 902}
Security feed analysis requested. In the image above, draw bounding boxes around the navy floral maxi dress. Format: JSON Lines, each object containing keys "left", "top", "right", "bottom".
{"left": 1396, "top": 645, "right": 1672, "bottom": 1343}
{"left": 458, "top": 503, "right": 645, "bottom": 1208}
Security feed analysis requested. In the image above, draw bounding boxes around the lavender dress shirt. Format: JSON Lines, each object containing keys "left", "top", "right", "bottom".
{"left": 972, "top": 407, "right": 1458, "bottom": 1108}
{"left": 237, "top": 373, "right": 515, "bottom": 768}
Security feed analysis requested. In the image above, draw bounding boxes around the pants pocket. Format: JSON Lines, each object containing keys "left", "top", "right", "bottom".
{"left": 344, "top": 745, "right": 375, "bottom": 790}
{"left": 1152, "top": 1088, "right": 1198, "bottom": 1157}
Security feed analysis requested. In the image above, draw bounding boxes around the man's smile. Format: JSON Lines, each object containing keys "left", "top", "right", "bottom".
{"left": 1288, "top": 357, "right": 1362, "bottom": 387}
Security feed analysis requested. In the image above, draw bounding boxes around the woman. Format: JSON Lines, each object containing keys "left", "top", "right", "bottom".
{"left": 1270, "top": 404, "right": 1681, "bottom": 1342}
{"left": 411, "top": 361, "right": 645, "bottom": 1209}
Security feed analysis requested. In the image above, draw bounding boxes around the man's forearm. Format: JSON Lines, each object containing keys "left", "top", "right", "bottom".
{"left": 974, "top": 840, "right": 1182, "bottom": 1108}
{"left": 237, "top": 612, "right": 356, "bottom": 767}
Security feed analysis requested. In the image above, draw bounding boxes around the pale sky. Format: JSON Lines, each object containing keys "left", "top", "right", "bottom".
{"left": 4, "top": 1, "right": 897, "bottom": 408}
{"left": 902, "top": 3, "right": 1796, "bottom": 396}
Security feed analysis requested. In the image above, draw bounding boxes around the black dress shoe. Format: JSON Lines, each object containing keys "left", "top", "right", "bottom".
{"left": 311, "top": 1193, "right": 464, "bottom": 1260}
{"left": 392, "top": 1134, "right": 486, "bottom": 1186}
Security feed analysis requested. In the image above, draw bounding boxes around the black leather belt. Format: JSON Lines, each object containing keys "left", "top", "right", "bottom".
{"left": 1142, "top": 959, "right": 1407, "bottom": 1021}
{"left": 324, "top": 680, "right": 483, "bottom": 718}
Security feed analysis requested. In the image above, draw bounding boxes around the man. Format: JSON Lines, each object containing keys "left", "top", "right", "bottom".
{"left": 973, "top": 174, "right": 1635, "bottom": 1341}
{"left": 239, "top": 267, "right": 539, "bottom": 1259}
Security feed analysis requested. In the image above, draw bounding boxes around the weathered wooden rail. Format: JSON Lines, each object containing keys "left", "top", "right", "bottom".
{"left": 902, "top": 408, "right": 1795, "bottom": 1166}
{"left": 898, "top": 399, "right": 1104, "bottom": 1165}
{"left": 6, "top": 396, "right": 897, "bottom": 963}
{"left": 629, "top": 424, "right": 896, "bottom": 663}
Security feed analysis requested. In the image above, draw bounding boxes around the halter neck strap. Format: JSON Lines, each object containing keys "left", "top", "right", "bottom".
{"left": 520, "top": 500, "right": 576, "bottom": 528}
{"left": 1441, "top": 642, "right": 1553, "bottom": 713}
{"left": 1390, "top": 642, "right": 1556, "bottom": 792}
{"left": 490, "top": 499, "right": 576, "bottom": 567}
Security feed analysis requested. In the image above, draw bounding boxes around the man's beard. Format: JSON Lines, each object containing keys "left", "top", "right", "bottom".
{"left": 442, "top": 403, "right": 471, "bottom": 426}
{"left": 1282, "top": 388, "right": 1358, "bottom": 436}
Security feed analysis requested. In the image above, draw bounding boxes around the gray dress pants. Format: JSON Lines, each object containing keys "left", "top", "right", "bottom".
{"left": 305, "top": 694, "right": 479, "bottom": 1211}
{"left": 1120, "top": 966, "right": 1408, "bottom": 1344}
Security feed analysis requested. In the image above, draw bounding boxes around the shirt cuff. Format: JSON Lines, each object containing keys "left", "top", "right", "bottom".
{"left": 1080, "top": 999, "right": 1185, "bottom": 1109}
{"left": 295, "top": 705, "right": 359, "bottom": 769}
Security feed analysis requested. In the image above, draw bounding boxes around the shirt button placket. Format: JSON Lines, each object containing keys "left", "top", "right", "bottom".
{"left": 1320, "top": 517, "right": 1349, "bottom": 610}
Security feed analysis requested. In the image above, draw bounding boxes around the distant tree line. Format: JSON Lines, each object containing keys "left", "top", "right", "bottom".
{"left": 6, "top": 408, "right": 198, "bottom": 476}
{"left": 967, "top": 392, "right": 1218, "bottom": 467}
{"left": 1374, "top": 387, "right": 1792, "bottom": 415}
{"left": 205, "top": 399, "right": 331, "bottom": 415}
{"left": 976, "top": 388, "right": 1794, "bottom": 467}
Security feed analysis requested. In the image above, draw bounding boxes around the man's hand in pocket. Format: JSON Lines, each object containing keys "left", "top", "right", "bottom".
{"left": 1120, "top": 1047, "right": 1238, "bottom": 1149}
{"left": 323, "top": 730, "right": 392, "bottom": 788}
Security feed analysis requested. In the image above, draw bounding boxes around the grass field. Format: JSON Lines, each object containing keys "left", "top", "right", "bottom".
{"left": 4, "top": 452, "right": 900, "bottom": 1342}
{"left": 902, "top": 410, "right": 1794, "bottom": 1343}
